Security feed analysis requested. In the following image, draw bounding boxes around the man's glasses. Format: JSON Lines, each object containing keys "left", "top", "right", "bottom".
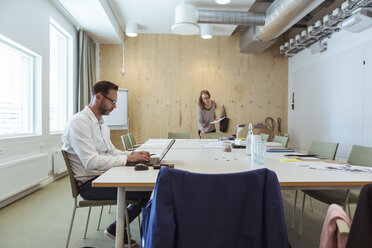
{"left": 102, "top": 94, "right": 117, "bottom": 105}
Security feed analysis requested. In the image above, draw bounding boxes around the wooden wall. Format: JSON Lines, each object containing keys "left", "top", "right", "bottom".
{"left": 99, "top": 33, "right": 288, "bottom": 149}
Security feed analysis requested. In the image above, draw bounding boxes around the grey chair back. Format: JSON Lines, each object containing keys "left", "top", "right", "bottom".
{"left": 260, "top": 133, "right": 269, "bottom": 142}
{"left": 128, "top": 133, "right": 136, "bottom": 147}
{"left": 121, "top": 134, "right": 133, "bottom": 151}
{"left": 347, "top": 145, "right": 372, "bottom": 167}
{"left": 62, "top": 150, "right": 79, "bottom": 198}
{"left": 168, "top": 132, "right": 190, "bottom": 139}
{"left": 308, "top": 140, "right": 339, "bottom": 160}
{"left": 202, "top": 132, "right": 223, "bottom": 139}
{"left": 273, "top": 135, "right": 289, "bottom": 148}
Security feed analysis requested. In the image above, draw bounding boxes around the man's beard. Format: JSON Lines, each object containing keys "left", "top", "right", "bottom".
{"left": 99, "top": 104, "right": 111, "bottom": 116}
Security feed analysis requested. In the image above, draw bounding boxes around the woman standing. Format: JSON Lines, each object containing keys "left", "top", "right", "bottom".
{"left": 197, "top": 90, "right": 217, "bottom": 138}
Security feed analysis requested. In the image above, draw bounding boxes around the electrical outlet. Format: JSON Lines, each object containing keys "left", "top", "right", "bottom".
{"left": 0, "top": 147, "right": 4, "bottom": 154}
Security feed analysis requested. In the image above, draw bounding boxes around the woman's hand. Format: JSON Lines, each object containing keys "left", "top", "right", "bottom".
{"left": 200, "top": 130, "right": 204, "bottom": 138}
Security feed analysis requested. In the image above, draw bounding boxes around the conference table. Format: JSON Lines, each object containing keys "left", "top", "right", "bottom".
{"left": 92, "top": 139, "right": 372, "bottom": 248}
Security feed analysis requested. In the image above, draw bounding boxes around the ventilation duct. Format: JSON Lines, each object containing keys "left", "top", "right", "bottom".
{"left": 342, "top": 7, "right": 372, "bottom": 32}
{"left": 198, "top": 10, "right": 265, "bottom": 26}
{"left": 280, "top": 0, "right": 372, "bottom": 57}
{"left": 171, "top": 3, "right": 266, "bottom": 36}
{"left": 240, "top": 0, "right": 326, "bottom": 54}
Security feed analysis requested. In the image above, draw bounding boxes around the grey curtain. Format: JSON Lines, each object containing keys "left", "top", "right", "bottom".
{"left": 77, "top": 30, "right": 96, "bottom": 111}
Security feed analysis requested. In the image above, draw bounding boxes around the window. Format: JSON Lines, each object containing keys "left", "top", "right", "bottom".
{"left": 0, "top": 35, "right": 36, "bottom": 138}
{"left": 49, "top": 18, "right": 72, "bottom": 133}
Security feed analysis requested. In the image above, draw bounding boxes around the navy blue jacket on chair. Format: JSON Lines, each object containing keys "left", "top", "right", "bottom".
{"left": 141, "top": 167, "right": 289, "bottom": 248}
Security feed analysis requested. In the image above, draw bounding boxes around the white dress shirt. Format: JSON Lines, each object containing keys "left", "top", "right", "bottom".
{"left": 62, "top": 106, "right": 130, "bottom": 183}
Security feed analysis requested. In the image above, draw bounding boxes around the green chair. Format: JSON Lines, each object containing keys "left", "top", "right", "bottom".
{"left": 128, "top": 133, "right": 143, "bottom": 148}
{"left": 202, "top": 132, "right": 223, "bottom": 139}
{"left": 297, "top": 145, "right": 372, "bottom": 235}
{"left": 260, "top": 133, "right": 269, "bottom": 142}
{"left": 291, "top": 140, "right": 339, "bottom": 230}
{"left": 273, "top": 135, "right": 289, "bottom": 147}
{"left": 121, "top": 134, "right": 135, "bottom": 151}
{"left": 62, "top": 150, "right": 116, "bottom": 248}
{"left": 62, "top": 150, "right": 141, "bottom": 248}
{"left": 168, "top": 132, "right": 190, "bottom": 139}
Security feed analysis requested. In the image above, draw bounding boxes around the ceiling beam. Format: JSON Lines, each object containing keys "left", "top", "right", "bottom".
{"left": 98, "top": 0, "right": 124, "bottom": 43}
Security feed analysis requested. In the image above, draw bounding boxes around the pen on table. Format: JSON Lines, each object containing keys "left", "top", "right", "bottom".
{"left": 150, "top": 153, "right": 156, "bottom": 156}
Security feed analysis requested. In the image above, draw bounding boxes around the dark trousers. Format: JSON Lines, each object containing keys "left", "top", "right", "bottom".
{"left": 80, "top": 179, "right": 151, "bottom": 227}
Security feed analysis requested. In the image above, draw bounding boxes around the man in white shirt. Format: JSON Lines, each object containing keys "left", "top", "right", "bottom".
{"left": 62, "top": 81, "right": 151, "bottom": 247}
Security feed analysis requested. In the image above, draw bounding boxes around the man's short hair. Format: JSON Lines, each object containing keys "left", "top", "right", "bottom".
{"left": 92, "top": 81, "right": 119, "bottom": 96}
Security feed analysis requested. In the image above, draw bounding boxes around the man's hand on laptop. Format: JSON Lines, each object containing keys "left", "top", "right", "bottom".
{"left": 127, "top": 151, "right": 150, "bottom": 163}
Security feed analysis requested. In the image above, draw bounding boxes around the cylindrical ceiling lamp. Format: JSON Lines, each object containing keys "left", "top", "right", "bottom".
{"left": 171, "top": 3, "right": 199, "bottom": 35}
{"left": 200, "top": 24, "right": 213, "bottom": 39}
{"left": 126, "top": 22, "right": 138, "bottom": 37}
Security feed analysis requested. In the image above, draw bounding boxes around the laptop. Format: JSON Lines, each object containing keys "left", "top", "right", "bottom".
{"left": 126, "top": 139, "right": 176, "bottom": 166}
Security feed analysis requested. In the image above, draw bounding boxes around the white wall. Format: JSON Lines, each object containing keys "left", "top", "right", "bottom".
{"left": 0, "top": 0, "right": 77, "bottom": 171}
{"left": 288, "top": 27, "right": 372, "bottom": 160}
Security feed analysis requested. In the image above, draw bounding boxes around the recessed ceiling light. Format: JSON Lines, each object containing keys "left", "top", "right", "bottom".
{"left": 215, "top": 0, "right": 231, "bottom": 4}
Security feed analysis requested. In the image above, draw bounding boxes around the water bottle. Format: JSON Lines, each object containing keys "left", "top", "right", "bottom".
{"left": 246, "top": 123, "right": 253, "bottom": 156}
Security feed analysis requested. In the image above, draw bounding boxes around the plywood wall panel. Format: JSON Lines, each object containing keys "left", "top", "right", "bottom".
{"left": 100, "top": 33, "right": 288, "bottom": 148}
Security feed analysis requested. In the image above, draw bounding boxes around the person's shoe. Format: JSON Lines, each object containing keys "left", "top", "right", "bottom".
{"left": 104, "top": 224, "right": 137, "bottom": 248}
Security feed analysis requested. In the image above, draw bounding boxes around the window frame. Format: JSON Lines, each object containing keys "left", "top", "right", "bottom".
{"left": 49, "top": 18, "right": 73, "bottom": 135}
{"left": 0, "top": 34, "right": 41, "bottom": 139}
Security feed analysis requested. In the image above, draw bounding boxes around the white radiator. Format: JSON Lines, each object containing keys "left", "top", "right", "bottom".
{"left": 53, "top": 150, "right": 67, "bottom": 174}
{"left": 0, "top": 153, "right": 49, "bottom": 202}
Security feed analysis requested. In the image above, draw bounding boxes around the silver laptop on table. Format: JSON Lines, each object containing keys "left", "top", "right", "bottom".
{"left": 126, "top": 139, "right": 176, "bottom": 166}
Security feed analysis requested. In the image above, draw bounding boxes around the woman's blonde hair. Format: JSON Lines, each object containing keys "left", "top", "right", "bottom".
{"left": 198, "top": 90, "right": 211, "bottom": 109}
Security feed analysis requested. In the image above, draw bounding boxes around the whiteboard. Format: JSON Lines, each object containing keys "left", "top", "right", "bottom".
{"left": 102, "top": 89, "right": 128, "bottom": 130}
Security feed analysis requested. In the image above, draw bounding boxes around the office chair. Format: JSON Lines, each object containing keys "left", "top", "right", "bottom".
{"left": 62, "top": 151, "right": 140, "bottom": 248}
{"left": 128, "top": 133, "right": 143, "bottom": 148}
{"left": 260, "top": 133, "right": 269, "bottom": 142}
{"left": 121, "top": 134, "right": 135, "bottom": 151}
{"left": 273, "top": 135, "right": 289, "bottom": 147}
{"left": 291, "top": 140, "right": 339, "bottom": 230}
{"left": 142, "top": 167, "right": 290, "bottom": 248}
{"left": 297, "top": 145, "right": 372, "bottom": 235}
{"left": 167, "top": 132, "right": 190, "bottom": 139}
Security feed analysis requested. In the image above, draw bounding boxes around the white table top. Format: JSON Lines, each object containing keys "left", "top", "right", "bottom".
{"left": 93, "top": 139, "right": 372, "bottom": 190}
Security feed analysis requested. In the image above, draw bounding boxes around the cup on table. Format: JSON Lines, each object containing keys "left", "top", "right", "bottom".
{"left": 251, "top": 135, "right": 266, "bottom": 165}
{"left": 223, "top": 141, "right": 232, "bottom": 152}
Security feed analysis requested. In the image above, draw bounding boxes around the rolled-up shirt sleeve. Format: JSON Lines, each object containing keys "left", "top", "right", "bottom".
{"left": 68, "top": 119, "right": 127, "bottom": 171}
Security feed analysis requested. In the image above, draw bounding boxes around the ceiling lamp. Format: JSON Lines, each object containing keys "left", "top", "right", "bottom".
{"left": 215, "top": 0, "right": 231, "bottom": 4}
{"left": 126, "top": 22, "right": 138, "bottom": 37}
{"left": 200, "top": 24, "right": 213, "bottom": 39}
{"left": 171, "top": 3, "right": 199, "bottom": 35}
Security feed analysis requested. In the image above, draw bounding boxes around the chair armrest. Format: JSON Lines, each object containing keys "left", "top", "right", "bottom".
{"left": 336, "top": 219, "right": 349, "bottom": 235}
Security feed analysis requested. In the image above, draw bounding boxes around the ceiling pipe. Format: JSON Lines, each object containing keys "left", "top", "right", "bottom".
{"left": 198, "top": 10, "right": 265, "bottom": 26}
{"left": 256, "top": 0, "right": 326, "bottom": 41}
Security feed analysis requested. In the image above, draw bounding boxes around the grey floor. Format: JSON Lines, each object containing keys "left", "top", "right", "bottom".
{"left": 0, "top": 176, "right": 355, "bottom": 248}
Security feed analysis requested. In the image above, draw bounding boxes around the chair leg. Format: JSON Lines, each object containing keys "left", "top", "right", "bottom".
{"left": 138, "top": 213, "right": 141, "bottom": 230}
{"left": 84, "top": 207, "right": 92, "bottom": 239}
{"left": 97, "top": 206, "right": 104, "bottom": 231}
{"left": 108, "top": 205, "right": 111, "bottom": 213}
{"left": 66, "top": 205, "right": 77, "bottom": 248}
{"left": 347, "top": 203, "right": 352, "bottom": 219}
{"left": 299, "top": 193, "right": 306, "bottom": 235}
{"left": 291, "top": 190, "right": 298, "bottom": 229}
{"left": 309, "top": 197, "right": 314, "bottom": 211}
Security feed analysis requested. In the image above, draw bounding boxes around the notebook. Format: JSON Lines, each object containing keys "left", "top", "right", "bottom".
{"left": 126, "top": 139, "right": 176, "bottom": 166}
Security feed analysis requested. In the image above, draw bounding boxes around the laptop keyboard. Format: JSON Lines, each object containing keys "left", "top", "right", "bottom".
{"left": 150, "top": 157, "right": 158, "bottom": 164}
